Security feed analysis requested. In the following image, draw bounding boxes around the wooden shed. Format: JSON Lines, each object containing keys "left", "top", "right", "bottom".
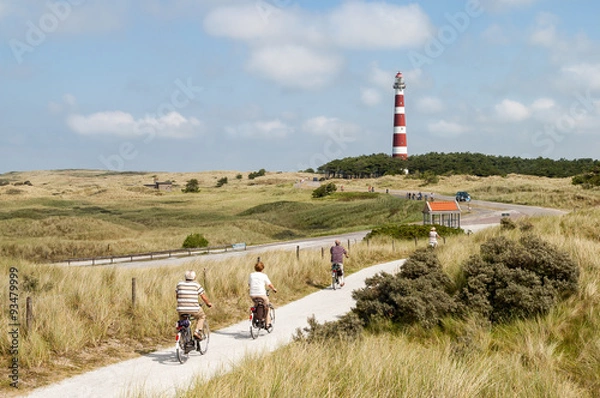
{"left": 422, "top": 200, "right": 462, "bottom": 228}
{"left": 143, "top": 180, "right": 172, "bottom": 192}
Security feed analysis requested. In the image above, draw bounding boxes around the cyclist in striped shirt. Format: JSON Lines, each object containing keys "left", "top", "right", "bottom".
{"left": 176, "top": 270, "right": 212, "bottom": 339}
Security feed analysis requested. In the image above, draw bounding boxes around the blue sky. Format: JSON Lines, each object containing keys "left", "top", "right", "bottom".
{"left": 1, "top": 0, "right": 599, "bottom": 173}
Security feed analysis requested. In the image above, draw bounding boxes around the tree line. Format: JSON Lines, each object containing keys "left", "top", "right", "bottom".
{"left": 315, "top": 152, "right": 599, "bottom": 179}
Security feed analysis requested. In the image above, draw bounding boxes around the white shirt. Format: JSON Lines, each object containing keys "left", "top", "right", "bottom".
{"left": 429, "top": 231, "right": 439, "bottom": 245}
{"left": 248, "top": 272, "right": 272, "bottom": 296}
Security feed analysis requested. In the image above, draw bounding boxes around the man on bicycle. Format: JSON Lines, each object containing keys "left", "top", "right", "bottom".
{"left": 330, "top": 239, "right": 349, "bottom": 287}
{"left": 249, "top": 260, "right": 277, "bottom": 328}
{"left": 176, "top": 270, "right": 212, "bottom": 339}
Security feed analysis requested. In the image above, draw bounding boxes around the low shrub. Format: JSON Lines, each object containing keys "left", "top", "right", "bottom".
{"left": 458, "top": 235, "right": 579, "bottom": 323}
{"left": 293, "top": 313, "right": 364, "bottom": 343}
{"left": 312, "top": 182, "right": 337, "bottom": 198}
{"left": 366, "top": 224, "right": 463, "bottom": 240}
{"left": 182, "top": 233, "right": 209, "bottom": 248}
{"left": 352, "top": 248, "right": 458, "bottom": 329}
{"left": 216, "top": 177, "right": 228, "bottom": 187}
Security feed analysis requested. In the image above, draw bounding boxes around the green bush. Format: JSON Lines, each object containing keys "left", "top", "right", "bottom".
{"left": 297, "top": 235, "right": 579, "bottom": 342}
{"left": 352, "top": 248, "right": 458, "bottom": 329}
{"left": 215, "top": 177, "right": 228, "bottom": 187}
{"left": 311, "top": 182, "right": 337, "bottom": 198}
{"left": 182, "top": 179, "right": 200, "bottom": 193}
{"left": 248, "top": 169, "right": 266, "bottom": 180}
{"left": 366, "top": 224, "right": 463, "bottom": 240}
{"left": 182, "top": 233, "right": 209, "bottom": 248}
{"left": 458, "top": 235, "right": 579, "bottom": 323}
{"left": 572, "top": 165, "right": 600, "bottom": 188}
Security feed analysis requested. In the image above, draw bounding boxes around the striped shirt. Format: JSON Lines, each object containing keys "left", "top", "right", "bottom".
{"left": 176, "top": 280, "right": 204, "bottom": 313}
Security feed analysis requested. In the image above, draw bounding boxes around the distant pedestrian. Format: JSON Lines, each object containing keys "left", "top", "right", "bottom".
{"left": 428, "top": 227, "right": 442, "bottom": 248}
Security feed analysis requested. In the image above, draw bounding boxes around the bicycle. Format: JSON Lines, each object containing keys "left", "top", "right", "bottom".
{"left": 175, "top": 314, "right": 210, "bottom": 363}
{"left": 249, "top": 290, "right": 275, "bottom": 339}
{"left": 331, "top": 263, "right": 343, "bottom": 290}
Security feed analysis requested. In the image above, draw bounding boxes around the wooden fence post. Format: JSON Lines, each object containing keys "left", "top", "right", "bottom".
{"left": 296, "top": 246, "right": 300, "bottom": 260}
{"left": 26, "top": 296, "right": 33, "bottom": 330}
{"left": 321, "top": 247, "right": 324, "bottom": 258}
{"left": 347, "top": 239, "right": 351, "bottom": 251}
{"left": 132, "top": 278, "right": 137, "bottom": 308}
{"left": 392, "top": 240, "right": 395, "bottom": 251}
{"left": 414, "top": 236, "right": 418, "bottom": 247}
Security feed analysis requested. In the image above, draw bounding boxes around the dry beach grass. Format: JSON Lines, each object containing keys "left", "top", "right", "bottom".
{"left": 1, "top": 169, "right": 600, "bottom": 396}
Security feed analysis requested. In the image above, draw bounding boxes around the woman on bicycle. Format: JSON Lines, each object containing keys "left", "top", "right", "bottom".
{"left": 248, "top": 260, "right": 277, "bottom": 328}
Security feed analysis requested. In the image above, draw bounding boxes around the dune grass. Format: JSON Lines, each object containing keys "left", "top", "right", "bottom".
{"left": 0, "top": 171, "right": 426, "bottom": 262}
{"left": 2, "top": 170, "right": 600, "bottom": 396}
{"left": 175, "top": 209, "right": 600, "bottom": 398}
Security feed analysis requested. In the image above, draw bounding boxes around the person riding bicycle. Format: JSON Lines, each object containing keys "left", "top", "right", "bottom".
{"left": 330, "top": 239, "right": 349, "bottom": 287}
{"left": 176, "top": 270, "right": 212, "bottom": 340}
{"left": 248, "top": 260, "right": 277, "bottom": 328}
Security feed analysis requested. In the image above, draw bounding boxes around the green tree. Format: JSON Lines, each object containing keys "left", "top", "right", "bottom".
{"left": 182, "top": 179, "right": 200, "bottom": 193}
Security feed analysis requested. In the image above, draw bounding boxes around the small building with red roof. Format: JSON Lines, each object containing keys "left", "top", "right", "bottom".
{"left": 422, "top": 200, "right": 462, "bottom": 228}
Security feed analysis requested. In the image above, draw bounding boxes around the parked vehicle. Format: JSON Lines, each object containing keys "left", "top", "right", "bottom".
{"left": 456, "top": 191, "right": 471, "bottom": 202}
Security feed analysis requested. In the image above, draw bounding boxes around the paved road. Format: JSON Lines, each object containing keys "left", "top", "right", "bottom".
{"left": 24, "top": 260, "right": 405, "bottom": 398}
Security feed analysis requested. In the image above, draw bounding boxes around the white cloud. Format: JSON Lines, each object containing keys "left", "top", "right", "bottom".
{"left": 427, "top": 120, "right": 470, "bottom": 137}
{"left": 529, "top": 12, "right": 559, "bottom": 48}
{"left": 203, "top": 4, "right": 323, "bottom": 46}
{"left": 416, "top": 96, "right": 444, "bottom": 113}
{"left": 67, "top": 111, "right": 202, "bottom": 139}
{"left": 494, "top": 99, "right": 531, "bottom": 122}
{"left": 329, "top": 2, "right": 433, "bottom": 49}
{"left": 203, "top": 2, "right": 433, "bottom": 90}
{"left": 302, "top": 116, "right": 360, "bottom": 137}
{"left": 247, "top": 45, "right": 342, "bottom": 89}
{"left": 225, "top": 119, "right": 293, "bottom": 139}
{"left": 562, "top": 63, "right": 600, "bottom": 90}
{"left": 531, "top": 98, "right": 555, "bottom": 111}
{"left": 360, "top": 88, "right": 381, "bottom": 107}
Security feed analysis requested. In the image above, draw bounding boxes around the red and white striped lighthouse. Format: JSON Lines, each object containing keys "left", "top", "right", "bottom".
{"left": 392, "top": 72, "right": 407, "bottom": 159}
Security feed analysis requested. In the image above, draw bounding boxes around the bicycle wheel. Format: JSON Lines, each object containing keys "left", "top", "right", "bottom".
{"left": 176, "top": 330, "right": 190, "bottom": 364}
{"left": 266, "top": 304, "right": 275, "bottom": 333}
{"left": 332, "top": 272, "right": 337, "bottom": 290}
{"left": 197, "top": 321, "right": 210, "bottom": 354}
{"left": 250, "top": 313, "right": 260, "bottom": 339}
